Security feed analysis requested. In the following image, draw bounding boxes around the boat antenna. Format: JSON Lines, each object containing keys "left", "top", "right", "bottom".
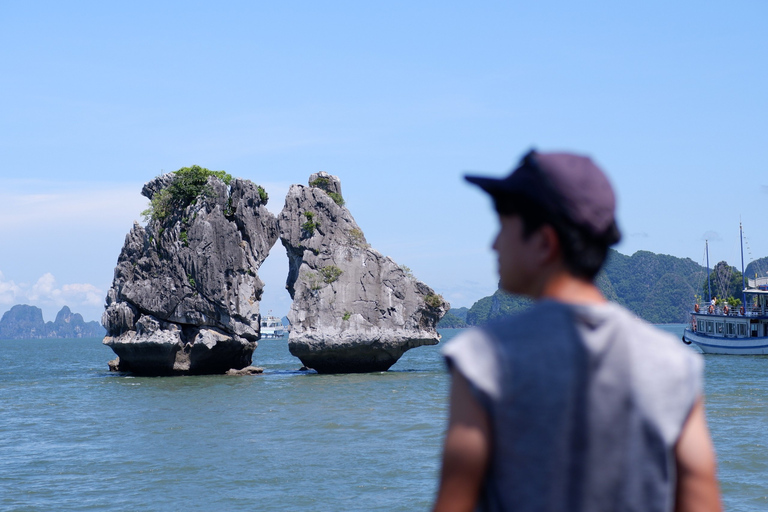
{"left": 740, "top": 220, "right": 746, "bottom": 305}
{"left": 706, "top": 239, "right": 711, "bottom": 303}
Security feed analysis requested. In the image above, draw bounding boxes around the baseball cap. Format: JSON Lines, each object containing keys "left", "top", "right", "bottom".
{"left": 465, "top": 149, "right": 619, "bottom": 241}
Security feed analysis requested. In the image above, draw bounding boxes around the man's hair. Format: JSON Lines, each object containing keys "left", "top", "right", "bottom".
{"left": 494, "top": 194, "right": 620, "bottom": 280}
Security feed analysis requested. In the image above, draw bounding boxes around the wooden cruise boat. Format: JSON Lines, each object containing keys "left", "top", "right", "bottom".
{"left": 683, "top": 224, "right": 768, "bottom": 354}
{"left": 683, "top": 278, "right": 768, "bottom": 355}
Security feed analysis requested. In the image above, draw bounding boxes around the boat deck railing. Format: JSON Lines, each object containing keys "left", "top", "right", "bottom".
{"left": 693, "top": 306, "right": 768, "bottom": 318}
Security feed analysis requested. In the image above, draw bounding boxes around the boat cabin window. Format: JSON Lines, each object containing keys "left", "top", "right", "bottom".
{"left": 726, "top": 323, "right": 735, "bottom": 335}
{"left": 697, "top": 320, "right": 705, "bottom": 332}
{"left": 738, "top": 323, "right": 747, "bottom": 336}
{"left": 716, "top": 322, "right": 724, "bottom": 334}
{"left": 706, "top": 322, "right": 714, "bottom": 334}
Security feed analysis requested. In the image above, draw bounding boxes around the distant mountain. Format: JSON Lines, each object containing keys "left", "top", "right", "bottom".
{"left": 465, "top": 290, "right": 532, "bottom": 325}
{"left": 439, "top": 248, "right": 717, "bottom": 327}
{"left": 448, "top": 307, "right": 469, "bottom": 322}
{"left": 436, "top": 311, "right": 467, "bottom": 328}
{"left": 0, "top": 305, "right": 105, "bottom": 339}
{"left": 745, "top": 256, "right": 768, "bottom": 280}
{"left": 599, "top": 249, "right": 705, "bottom": 324}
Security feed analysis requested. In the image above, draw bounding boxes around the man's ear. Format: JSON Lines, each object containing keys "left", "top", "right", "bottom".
{"left": 536, "top": 224, "right": 561, "bottom": 264}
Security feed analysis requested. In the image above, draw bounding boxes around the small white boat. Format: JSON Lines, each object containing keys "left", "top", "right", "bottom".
{"left": 260, "top": 313, "right": 286, "bottom": 339}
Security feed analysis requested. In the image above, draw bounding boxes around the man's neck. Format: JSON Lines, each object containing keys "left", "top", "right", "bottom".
{"left": 536, "top": 270, "right": 606, "bottom": 305}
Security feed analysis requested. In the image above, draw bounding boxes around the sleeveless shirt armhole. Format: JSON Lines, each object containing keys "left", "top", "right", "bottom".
{"left": 686, "top": 350, "right": 705, "bottom": 422}
{"left": 689, "top": 351, "right": 704, "bottom": 400}
{"left": 442, "top": 328, "right": 502, "bottom": 414}
{"left": 672, "top": 349, "right": 705, "bottom": 445}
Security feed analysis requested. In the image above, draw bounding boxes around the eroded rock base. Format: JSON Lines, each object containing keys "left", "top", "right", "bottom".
{"left": 290, "top": 337, "right": 439, "bottom": 374}
{"left": 105, "top": 327, "right": 256, "bottom": 376}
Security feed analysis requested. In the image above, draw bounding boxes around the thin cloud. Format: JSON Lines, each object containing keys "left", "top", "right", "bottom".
{"left": 630, "top": 232, "right": 650, "bottom": 238}
{"left": 701, "top": 231, "right": 723, "bottom": 242}
{"left": 0, "top": 271, "right": 22, "bottom": 304}
{"left": 0, "top": 271, "right": 103, "bottom": 311}
{"left": 0, "top": 181, "right": 147, "bottom": 233}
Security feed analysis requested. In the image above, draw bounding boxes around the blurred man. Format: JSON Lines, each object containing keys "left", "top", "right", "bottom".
{"left": 433, "top": 150, "right": 720, "bottom": 512}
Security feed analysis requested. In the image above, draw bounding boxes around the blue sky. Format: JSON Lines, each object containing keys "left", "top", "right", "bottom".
{"left": 1, "top": 1, "right": 767, "bottom": 322}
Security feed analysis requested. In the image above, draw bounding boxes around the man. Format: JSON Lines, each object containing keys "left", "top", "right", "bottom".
{"left": 433, "top": 150, "right": 720, "bottom": 512}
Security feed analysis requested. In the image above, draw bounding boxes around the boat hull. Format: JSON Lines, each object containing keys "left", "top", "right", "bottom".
{"left": 683, "top": 328, "right": 768, "bottom": 355}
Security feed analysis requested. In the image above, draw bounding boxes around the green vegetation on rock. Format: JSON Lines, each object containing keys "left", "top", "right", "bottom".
{"left": 348, "top": 228, "right": 367, "bottom": 248}
{"left": 142, "top": 165, "right": 233, "bottom": 222}
{"left": 309, "top": 176, "right": 331, "bottom": 189}
{"left": 319, "top": 265, "right": 343, "bottom": 284}
{"left": 309, "top": 175, "right": 345, "bottom": 205}
{"left": 424, "top": 293, "right": 444, "bottom": 308}
{"left": 301, "top": 211, "right": 319, "bottom": 236}
{"left": 328, "top": 192, "right": 345, "bottom": 206}
{"left": 257, "top": 186, "right": 268, "bottom": 203}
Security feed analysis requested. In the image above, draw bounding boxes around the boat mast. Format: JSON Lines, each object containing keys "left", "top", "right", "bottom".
{"left": 740, "top": 221, "right": 746, "bottom": 306}
{"left": 706, "top": 239, "right": 711, "bottom": 303}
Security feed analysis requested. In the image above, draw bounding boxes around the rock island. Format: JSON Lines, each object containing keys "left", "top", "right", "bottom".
{"left": 103, "top": 167, "right": 447, "bottom": 375}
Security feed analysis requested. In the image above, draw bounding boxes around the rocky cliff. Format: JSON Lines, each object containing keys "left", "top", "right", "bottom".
{"left": 102, "top": 168, "right": 278, "bottom": 375}
{"left": 0, "top": 304, "right": 105, "bottom": 339}
{"left": 278, "top": 172, "right": 447, "bottom": 373}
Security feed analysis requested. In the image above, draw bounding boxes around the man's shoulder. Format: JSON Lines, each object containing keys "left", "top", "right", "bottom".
{"left": 483, "top": 299, "right": 574, "bottom": 332}
{"left": 603, "top": 303, "right": 698, "bottom": 356}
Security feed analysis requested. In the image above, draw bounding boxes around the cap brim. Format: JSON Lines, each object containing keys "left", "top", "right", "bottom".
{"left": 464, "top": 175, "right": 508, "bottom": 195}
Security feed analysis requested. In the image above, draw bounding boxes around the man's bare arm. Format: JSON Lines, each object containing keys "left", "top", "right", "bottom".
{"left": 675, "top": 397, "right": 722, "bottom": 512}
{"left": 433, "top": 367, "right": 491, "bottom": 512}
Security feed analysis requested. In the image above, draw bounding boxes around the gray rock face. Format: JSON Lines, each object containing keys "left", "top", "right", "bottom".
{"left": 103, "top": 175, "right": 279, "bottom": 375}
{"left": 279, "top": 172, "right": 448, "bottom": 373}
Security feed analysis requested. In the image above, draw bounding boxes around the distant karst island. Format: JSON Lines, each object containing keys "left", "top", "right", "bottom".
{"left": 438, "top": 251, "right": 768, "bottom": 327}
{"left": 0, "top": 305, "right": 105, "bottom": 339}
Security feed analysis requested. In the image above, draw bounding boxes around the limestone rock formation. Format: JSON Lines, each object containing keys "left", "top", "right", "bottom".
{"left": 0, "top": 304, "right": 104, "bottom": 339}
{"left": 103, "top": 170, "right": 278, "bottom": 375}
{"left": 0, "top": 305, "right": 46, "bottom": 339}
{"left": 279, "top": 172, "right": 448, "bottom": 373}
{"left": 49, "top": 306, "right": 106, "bottom": 338}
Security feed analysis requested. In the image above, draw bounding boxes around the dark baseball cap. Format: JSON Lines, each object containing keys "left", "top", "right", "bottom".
{"left": 465, "top": 149, "right": 619, "bottom": 241}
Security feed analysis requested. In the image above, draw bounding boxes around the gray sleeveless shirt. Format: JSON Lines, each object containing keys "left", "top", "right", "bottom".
{"left": 443, "top": 300, "right": 703, "bottom": 512}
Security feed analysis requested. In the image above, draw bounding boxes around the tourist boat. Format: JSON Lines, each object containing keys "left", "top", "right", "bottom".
{"left": 260, "top": 313, "right": 286, "bottom": 339}
{"left": 683, "top": 224, "right": 768, "bottom": 354}
{"left": 683, "top": 279, "right": 768, "bottom": 354}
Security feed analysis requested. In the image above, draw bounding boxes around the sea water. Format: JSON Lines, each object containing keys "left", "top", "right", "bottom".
{"left": 0, "top": 327, "right": 765, "bottom": 511}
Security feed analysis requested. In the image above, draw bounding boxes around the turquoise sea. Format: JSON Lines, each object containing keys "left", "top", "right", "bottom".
{"left": 0, "top": 326, "right": 765, "bottom": 511}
